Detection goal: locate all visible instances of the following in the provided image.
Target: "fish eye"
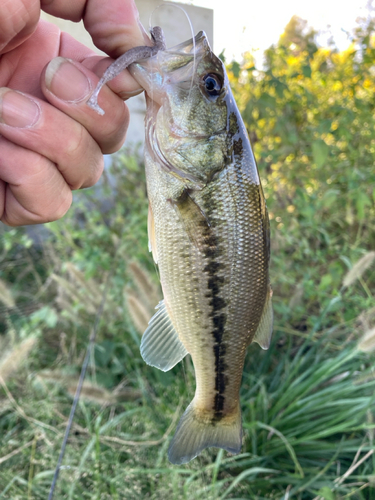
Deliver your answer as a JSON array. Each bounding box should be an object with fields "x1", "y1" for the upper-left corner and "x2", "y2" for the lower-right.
[{"x1": 203, "y1": 74, "x2": 222, "y2": 98}]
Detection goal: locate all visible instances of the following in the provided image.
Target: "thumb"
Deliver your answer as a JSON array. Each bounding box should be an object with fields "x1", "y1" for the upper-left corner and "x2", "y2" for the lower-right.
[{"x1": 41, "y1": 0, "x2": 152, "y2": 58}]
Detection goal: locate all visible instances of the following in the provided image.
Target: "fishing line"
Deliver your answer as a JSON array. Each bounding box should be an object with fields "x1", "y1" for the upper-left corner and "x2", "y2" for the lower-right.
[
  {"x1": 47, "y1": 271, "x2": 112, "y2": 500},
  {"x1": 148, "y1": 2, "x2": 196, "y2": 51}
]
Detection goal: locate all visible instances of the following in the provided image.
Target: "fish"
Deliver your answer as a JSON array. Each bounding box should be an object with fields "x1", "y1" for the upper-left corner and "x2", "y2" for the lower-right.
[
  {"x1": 87, "y1": 27, "x2": 273, "y2": 465},
  {"x1": 127, "y1": 31, "x2": 273, "y2": 465}
]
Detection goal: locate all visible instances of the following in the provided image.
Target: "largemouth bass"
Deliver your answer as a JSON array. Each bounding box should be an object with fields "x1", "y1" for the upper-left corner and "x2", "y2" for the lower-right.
[
  {"x1": 87, "y1": 28, "x2": 272, "y2": 465},
  {"x1": 128, "y1": 32, "x2": 273, "y2": 465}
]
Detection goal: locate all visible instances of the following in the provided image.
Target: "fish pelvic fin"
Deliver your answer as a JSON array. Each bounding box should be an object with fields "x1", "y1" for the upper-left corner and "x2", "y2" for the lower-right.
[
  {"x1": 252, "y1": 284, "x2": 273, "y2": 350},
  {"x1": 140, "y1": 300, "x2": 188, "y2": 371},
  {"x1": 168, "y1": 400, "x2": 242, "y2": 465}
]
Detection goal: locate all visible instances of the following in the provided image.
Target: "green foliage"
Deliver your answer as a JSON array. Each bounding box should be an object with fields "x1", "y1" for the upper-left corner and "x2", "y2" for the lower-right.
[
  {"x1": 1, "y1": 14, "x2": 375, "y2": 500},
  {"x1": 227, "y1": 14, "x2": 375, "y2": 335},
  {"x1": 267, "y1": 14, "x2": 319, "y2": 63}
]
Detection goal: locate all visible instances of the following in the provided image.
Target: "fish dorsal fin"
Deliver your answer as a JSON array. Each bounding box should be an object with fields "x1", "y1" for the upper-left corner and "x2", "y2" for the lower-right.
[
  {"x1": 148, "y1": 204, "x2": 158, "y2": 264},
  {"x1": 140, "y1": 300, "x2": 188, "y2": 371},
  {"x1": 252, "y1": 286, "x2": 273, "y2": 350}
]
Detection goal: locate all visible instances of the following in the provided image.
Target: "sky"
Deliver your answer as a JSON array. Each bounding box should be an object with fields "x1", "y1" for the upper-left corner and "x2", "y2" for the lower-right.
[{"x1": 174, "y1": 0, "x2": 373, "y2": 61}]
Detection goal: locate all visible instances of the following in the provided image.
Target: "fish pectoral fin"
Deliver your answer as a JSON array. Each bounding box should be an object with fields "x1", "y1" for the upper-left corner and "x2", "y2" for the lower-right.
[
  {"x1": 147, "y1": 204, "x2": 158, "y2": 264},
  {"x1": 171, "y1": 189, "x2": 215, "y2": 252},
  {"x1": 140, "y1": 299, "x2": 188, "y2": 372},
  {"x1": 252, "y1": 285, "x2": 273, "y2": 350}
]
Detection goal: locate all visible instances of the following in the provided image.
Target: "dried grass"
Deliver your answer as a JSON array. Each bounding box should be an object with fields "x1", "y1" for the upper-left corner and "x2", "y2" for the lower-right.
[
  {"x1": 343, "y1": 251, "x2": 375, "y2": 288},
  {"x1": 52, "y1": 272, "x2": 98, "y2": 314},
  {"x1": 0, "y1": 278, "x2": 15, "y2": 309},
  {"x1": 126, "y1": 262, "x2": 161, "y2": 334},
  {"x1": 36, "y1": 370, "x2": 142, "y2": 405},
  {"x1": 126, "y1": 291, "x2": 152, "y2": 334},
  {"x1": 357, "y1": 327, "x2": 375, "y2": 353},
  {"x1": 128, "y1": 262, "x2": 161, "y2": 311},
  {"x1": 0, "y1": 337, "x2": 37, "y2": 381}
]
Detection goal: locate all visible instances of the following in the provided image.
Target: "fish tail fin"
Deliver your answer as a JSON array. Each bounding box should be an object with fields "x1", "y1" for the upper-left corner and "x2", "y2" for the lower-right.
[{"x1": 168, "y1": 400, "x2": 242, "y2": 464}]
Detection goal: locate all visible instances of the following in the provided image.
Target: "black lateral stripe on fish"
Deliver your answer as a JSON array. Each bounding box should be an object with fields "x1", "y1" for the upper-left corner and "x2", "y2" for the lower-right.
[{"x1": 200, "y1": 190, "x2": 228, "y2": 423}]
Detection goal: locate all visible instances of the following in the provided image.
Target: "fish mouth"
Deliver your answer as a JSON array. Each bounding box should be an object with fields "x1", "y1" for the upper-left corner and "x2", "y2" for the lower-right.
[
  {"x1": 128, "y1": 31, "x2": 211, "y2": 105},
  {"x1": 162, "y1": 30, "x2": 208, "y2": 56}
]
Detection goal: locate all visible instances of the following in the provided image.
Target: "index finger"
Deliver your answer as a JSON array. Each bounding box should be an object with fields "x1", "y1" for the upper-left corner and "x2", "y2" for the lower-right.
[{"x1": 40, "y1": 0, "x2": 152, "y2": 57}]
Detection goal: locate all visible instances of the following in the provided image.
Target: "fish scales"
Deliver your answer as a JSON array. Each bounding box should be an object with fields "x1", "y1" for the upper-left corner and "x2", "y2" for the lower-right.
[{"x1": 92, "y1": 28, "x2": 273, "y2": 464}]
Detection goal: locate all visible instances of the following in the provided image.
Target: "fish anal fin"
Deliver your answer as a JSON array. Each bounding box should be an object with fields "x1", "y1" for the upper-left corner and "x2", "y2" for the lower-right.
[
  {"x1": 148, "y1": 204, "x2": 158, "y2": 264},
  {"x1": 140, "y1": 299, "x2": 188, "y2": 371},
  {"x1": 252, "y1": 285, "x2": 273, "y2": 350},
  {"x1": 168, "y1": 400, "x2": 242, "y2": 464}
]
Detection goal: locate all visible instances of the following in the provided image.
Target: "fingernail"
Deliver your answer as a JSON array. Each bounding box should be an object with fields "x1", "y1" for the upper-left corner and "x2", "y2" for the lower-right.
[
  {"x1": 119, "y1": 88, "x2": 143, "y2": 99},
  {"x1": 45, "y1": 57, "x2": 92, "y2": 102},
  {"x1": 0, "y1": 89, "x2": 40, "y2": 128}
]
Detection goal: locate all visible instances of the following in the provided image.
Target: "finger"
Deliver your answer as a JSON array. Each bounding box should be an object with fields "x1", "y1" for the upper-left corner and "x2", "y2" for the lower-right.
[
  {"x1": 40, "y1": 0, "x2": 88, "y2": 23},
  {"x1": 41, "y1": 0, "x2": 151, "y2": 56},
  {"x1": 1, "y1": 21, "x2": 64, "y2": 99},
  {"x1": 56, "y1": 27, "x2": 145, "y2": 97},
  {"x1": 0, "y1": 136, "x2": 72, "y2": 226},
  {"x1": 41, "y1": 56, "x2": 132, "y2": 153},
  {"x1": 1, "y1": 20, "x2": 142, "y2": 100},
  {"x1": 0, "y1": 88, "x2": 104, "y2": 190},
  {"x1": 0, "y1": 0, "x2": 40, "y2": 54}
]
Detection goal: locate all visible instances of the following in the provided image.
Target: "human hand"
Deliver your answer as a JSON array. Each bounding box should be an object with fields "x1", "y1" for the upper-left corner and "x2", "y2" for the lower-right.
[{"x1": 0, "y1": 0, "x2": 149, "y2": 226}]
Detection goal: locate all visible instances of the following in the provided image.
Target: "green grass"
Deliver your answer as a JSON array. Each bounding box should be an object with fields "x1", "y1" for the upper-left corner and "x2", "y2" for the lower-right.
[
  {"x1": 0, "y1": 146, "x2": 374, "y2": 499},
  {"x1": 0, "y1": 322, "x2": 374, "y2": 499}
]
